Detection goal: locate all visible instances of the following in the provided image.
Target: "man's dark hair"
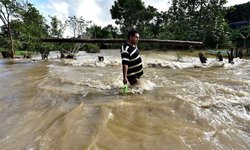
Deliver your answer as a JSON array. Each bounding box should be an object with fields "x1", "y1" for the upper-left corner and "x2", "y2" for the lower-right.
[{"x1": 127, "y1": 30, "x2": 138, "y2": 40}]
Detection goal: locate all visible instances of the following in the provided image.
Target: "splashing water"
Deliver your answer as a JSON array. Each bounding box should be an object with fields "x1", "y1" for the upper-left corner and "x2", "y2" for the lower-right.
[{"x1": 0, "y1": 50, "x2": 250, "y2": 150}]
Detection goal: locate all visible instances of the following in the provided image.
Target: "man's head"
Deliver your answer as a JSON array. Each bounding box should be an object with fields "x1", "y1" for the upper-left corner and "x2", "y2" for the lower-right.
[
  {"x1": 128, "y1": 30, "x2": 139, "y2": 45},
  {"x1": 199, "y1": 52, "x2": 203, "y2": 56}
]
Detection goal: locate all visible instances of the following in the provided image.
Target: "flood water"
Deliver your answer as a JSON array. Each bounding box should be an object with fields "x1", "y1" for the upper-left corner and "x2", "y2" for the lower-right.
[{"x1": 0, "y1": 50, "x2": 249, "y2": 150}]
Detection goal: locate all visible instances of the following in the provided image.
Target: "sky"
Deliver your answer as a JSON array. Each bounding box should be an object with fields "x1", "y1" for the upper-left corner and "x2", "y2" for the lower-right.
[
  {"x1": 27, "y1": 0, "x2": 249, "y2": 37},
  {"x1": 28, "y1": 0, "x2": 250, "y2": 27}
]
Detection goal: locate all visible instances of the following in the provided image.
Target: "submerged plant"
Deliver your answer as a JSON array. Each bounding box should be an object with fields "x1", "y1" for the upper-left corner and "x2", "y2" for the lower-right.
[{"x1": 176, "y1": 52, "x2": 182, "y2": 61}]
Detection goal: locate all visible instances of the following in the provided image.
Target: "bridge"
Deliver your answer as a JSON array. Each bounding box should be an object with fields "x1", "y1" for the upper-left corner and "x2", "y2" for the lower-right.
[{"x1": 41, "y1": 38, "x2": 203, "y2": 47}]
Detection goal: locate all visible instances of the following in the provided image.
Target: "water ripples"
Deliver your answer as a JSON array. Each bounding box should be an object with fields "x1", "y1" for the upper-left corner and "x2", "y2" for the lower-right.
[{"x1": 0, "y1": 50, "x2": 250, "y2": 149}]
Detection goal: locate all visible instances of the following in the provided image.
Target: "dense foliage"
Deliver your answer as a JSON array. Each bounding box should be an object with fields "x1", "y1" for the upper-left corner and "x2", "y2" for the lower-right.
[
  {"x1": 0, "y1": 0, "x2": 249, "y2": 58},
  {"x1": 225, "y1": 2, "x2": 250, "y2": 23},
  {"x1": 84, "y1": 43, "x2": 100, "y2": 53}
]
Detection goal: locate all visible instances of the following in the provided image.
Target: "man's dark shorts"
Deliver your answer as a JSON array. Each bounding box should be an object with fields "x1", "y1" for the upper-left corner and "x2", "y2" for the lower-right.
[{"x1": 127, "y1": 76, "x2": 140, "y2": 85}]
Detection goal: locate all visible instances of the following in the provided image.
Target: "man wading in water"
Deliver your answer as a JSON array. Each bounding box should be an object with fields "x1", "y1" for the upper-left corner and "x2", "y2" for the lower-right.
[{"x1": 121, "y1": 30, "x2": 143, "y2": 85}]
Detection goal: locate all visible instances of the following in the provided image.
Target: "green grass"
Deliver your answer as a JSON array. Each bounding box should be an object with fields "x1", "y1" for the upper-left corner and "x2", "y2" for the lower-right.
[
  {"x1": 15, "y1": 51, "x2": 27, "y2": 56},
  {"x1": 16, "y1": 51, "x2": 37, "y2": 56},
  {"x1": 0, "y1": 50, "x2": 26, "y2": 55}
]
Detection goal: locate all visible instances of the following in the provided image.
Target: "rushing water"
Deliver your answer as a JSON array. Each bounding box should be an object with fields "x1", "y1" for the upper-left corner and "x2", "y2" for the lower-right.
[{"x1": 0, "y1": 50, "x2": 249, "y2": 150}]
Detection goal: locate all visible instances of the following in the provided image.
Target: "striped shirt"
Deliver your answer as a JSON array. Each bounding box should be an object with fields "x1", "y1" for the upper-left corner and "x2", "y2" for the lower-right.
[{"x1": 121, "y1": 42, "x2": 143, "y2": 78}]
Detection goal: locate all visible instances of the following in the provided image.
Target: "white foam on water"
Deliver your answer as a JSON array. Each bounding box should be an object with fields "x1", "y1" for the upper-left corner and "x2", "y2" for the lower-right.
[
  {"x1": 145, "y1": 56, "x2": 250, "y2": 70},
  {"x1": 78, "y1": 75, "x2": 157, "y2": 95},
  {"x1": 145, "y1": 57, "x2": 226, "y2": 69},
  {"x1": 31, "y1": 51, "x2": 61, "y2": 60},
  {"x1": 81, "y1": 77, "x2": 157, "y2": 95},
  {"x1": 128, "y1": 79, "x2": 157, "y2": 94},
  {"x1": 224, "y1": 58, "x2": 249, "y2": 69},
  {"x1": 174, "y1": 78, "x2": 250, "y2": 125},
  {"x1": 145, "y1": 57, "x2": 198, "y2": 69},
  {"x1": 84, "y1": 81, "x2": 112, "y2": 90},
  {"x1": 63, "y1": 56, "x2": 121, "y2": 67},
  {"x1": 35, "y1": 50, "x2": 250, "y2": 71},
  {"x1": 108, "y1": 111, "x2": 114, "y2": 120}
]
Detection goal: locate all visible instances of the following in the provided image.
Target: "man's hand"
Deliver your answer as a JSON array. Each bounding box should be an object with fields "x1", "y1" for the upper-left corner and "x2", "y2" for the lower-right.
[{"x1": 123, "y1": 77, "x2": 128, "y2": 85}]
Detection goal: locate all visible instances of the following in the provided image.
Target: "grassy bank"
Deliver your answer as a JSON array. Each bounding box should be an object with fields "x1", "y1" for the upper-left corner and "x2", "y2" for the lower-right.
[
  {"x1": 16, "y1": 51, "x2": 37, "y2": 56},
  {"x1": 15, "y1": 51, "x2": 27, "y2": 56}
]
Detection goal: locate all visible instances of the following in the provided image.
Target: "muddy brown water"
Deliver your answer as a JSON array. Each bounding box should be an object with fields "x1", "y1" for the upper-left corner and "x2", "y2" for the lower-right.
[{"x1": 0, "y1": 50, "x2": 249, "y2": 150}]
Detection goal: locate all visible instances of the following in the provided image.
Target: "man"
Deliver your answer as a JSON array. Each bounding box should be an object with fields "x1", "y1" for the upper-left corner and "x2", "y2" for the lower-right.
[
  {"x1": 217, "y1": 51, "x2": 223, "y2": 61},
  {"x1": 198, "y1": 52, "x2": 207, "y2": 63},
  {"x1": 238, "y1": 49, "x2": 243, "y2": 59},
  {"x1": 121, "y1": 30, "x2": 143, "y2": 85},
  {"x1": 227, "y1": 48, "x2": 234, "y2": 64}
]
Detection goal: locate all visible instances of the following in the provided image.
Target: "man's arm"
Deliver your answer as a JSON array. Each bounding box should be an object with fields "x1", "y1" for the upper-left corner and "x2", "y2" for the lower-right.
[{"x1": 122, "y1": 64, "x2": 128, "y2": 84}]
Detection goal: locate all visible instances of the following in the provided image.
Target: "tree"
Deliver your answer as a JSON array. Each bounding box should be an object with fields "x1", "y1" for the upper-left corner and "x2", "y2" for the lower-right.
[
  {"x1": 102, "y1": 24, "x2": 119, "y2": 38},
  {"x1": 48, "y1": 16, "x2": 68, "y2": 58},
  {"x1": 86, "y1": 24, "x2": 119, "y2": 39},
  {"x1": 110, "y1": 0, "x2": 145, "y2": 35},
  {"x1": 167, "y1": 0, "x2": 229, "y2": 48},
  {"x1": 13, "y1": 3, "x2": 50, "y2": 59},
  {"x1": 225, "y1": 2, "x2": 250, "y2": 23},
  {"x1": 85, "y1": 24, "x2": 120, "y2": 49},
  {"x1": 137, "y1": 6, "x2": 162, "y2": 39},
  {"x1": 0, "y1": 25, "x2": 9, "y2": 49},
  {"x1": 230, "y1": 25, "x2": 250, "y2": 53},
  {"x1": 59, "y1": 16, "x2": 92, "y2": 57},
  {"x1": 86, "y1": 24, "x2": 103, "y2": 38},
  {"x1": 110, "y1": 0, "x2": 164, "y2": 41},
  {"x1": 49, "y1": 15, "x2": 65, "y2": 38},
  {"x1": 66, "y1": 16, "x2": 91, "y2": 38},
  {"x1": 0, "y1": 0, "x2": 23, "y2": 58}
]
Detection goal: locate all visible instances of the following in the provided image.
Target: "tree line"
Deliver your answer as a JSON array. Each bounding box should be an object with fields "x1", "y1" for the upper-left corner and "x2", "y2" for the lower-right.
[{"x1": 0, "y1": 0, "x2": 249, "y2": 59}]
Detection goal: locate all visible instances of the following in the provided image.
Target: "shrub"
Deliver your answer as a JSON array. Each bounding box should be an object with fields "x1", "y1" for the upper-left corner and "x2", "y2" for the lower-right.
[
  {"x1": 84, "y1": 43, "x2": 100, "y2": 53},
  {"x1": 0, "y1": 51, "x2": 11, "y2": 58},
  {"x1": 176, "y1": 52, "x2": 183, "y2": 61}
]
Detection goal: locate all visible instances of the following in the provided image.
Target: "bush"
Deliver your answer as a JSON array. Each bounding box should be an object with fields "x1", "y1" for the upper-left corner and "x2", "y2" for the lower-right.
[
  {"x1": 15, "y1": 51, "x2": 35, "y2": 58},
  {"x1": 84, "y1": 43, "x2": 100, "y2": 53},
  {"x1": 0, "y1": 51, "x2": 11, "y2": 58}
]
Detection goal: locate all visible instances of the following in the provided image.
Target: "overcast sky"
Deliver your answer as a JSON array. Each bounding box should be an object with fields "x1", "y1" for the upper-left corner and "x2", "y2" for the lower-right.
[{"x1": 28, "y1": 0, "x2": 249, "y2": 27}]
